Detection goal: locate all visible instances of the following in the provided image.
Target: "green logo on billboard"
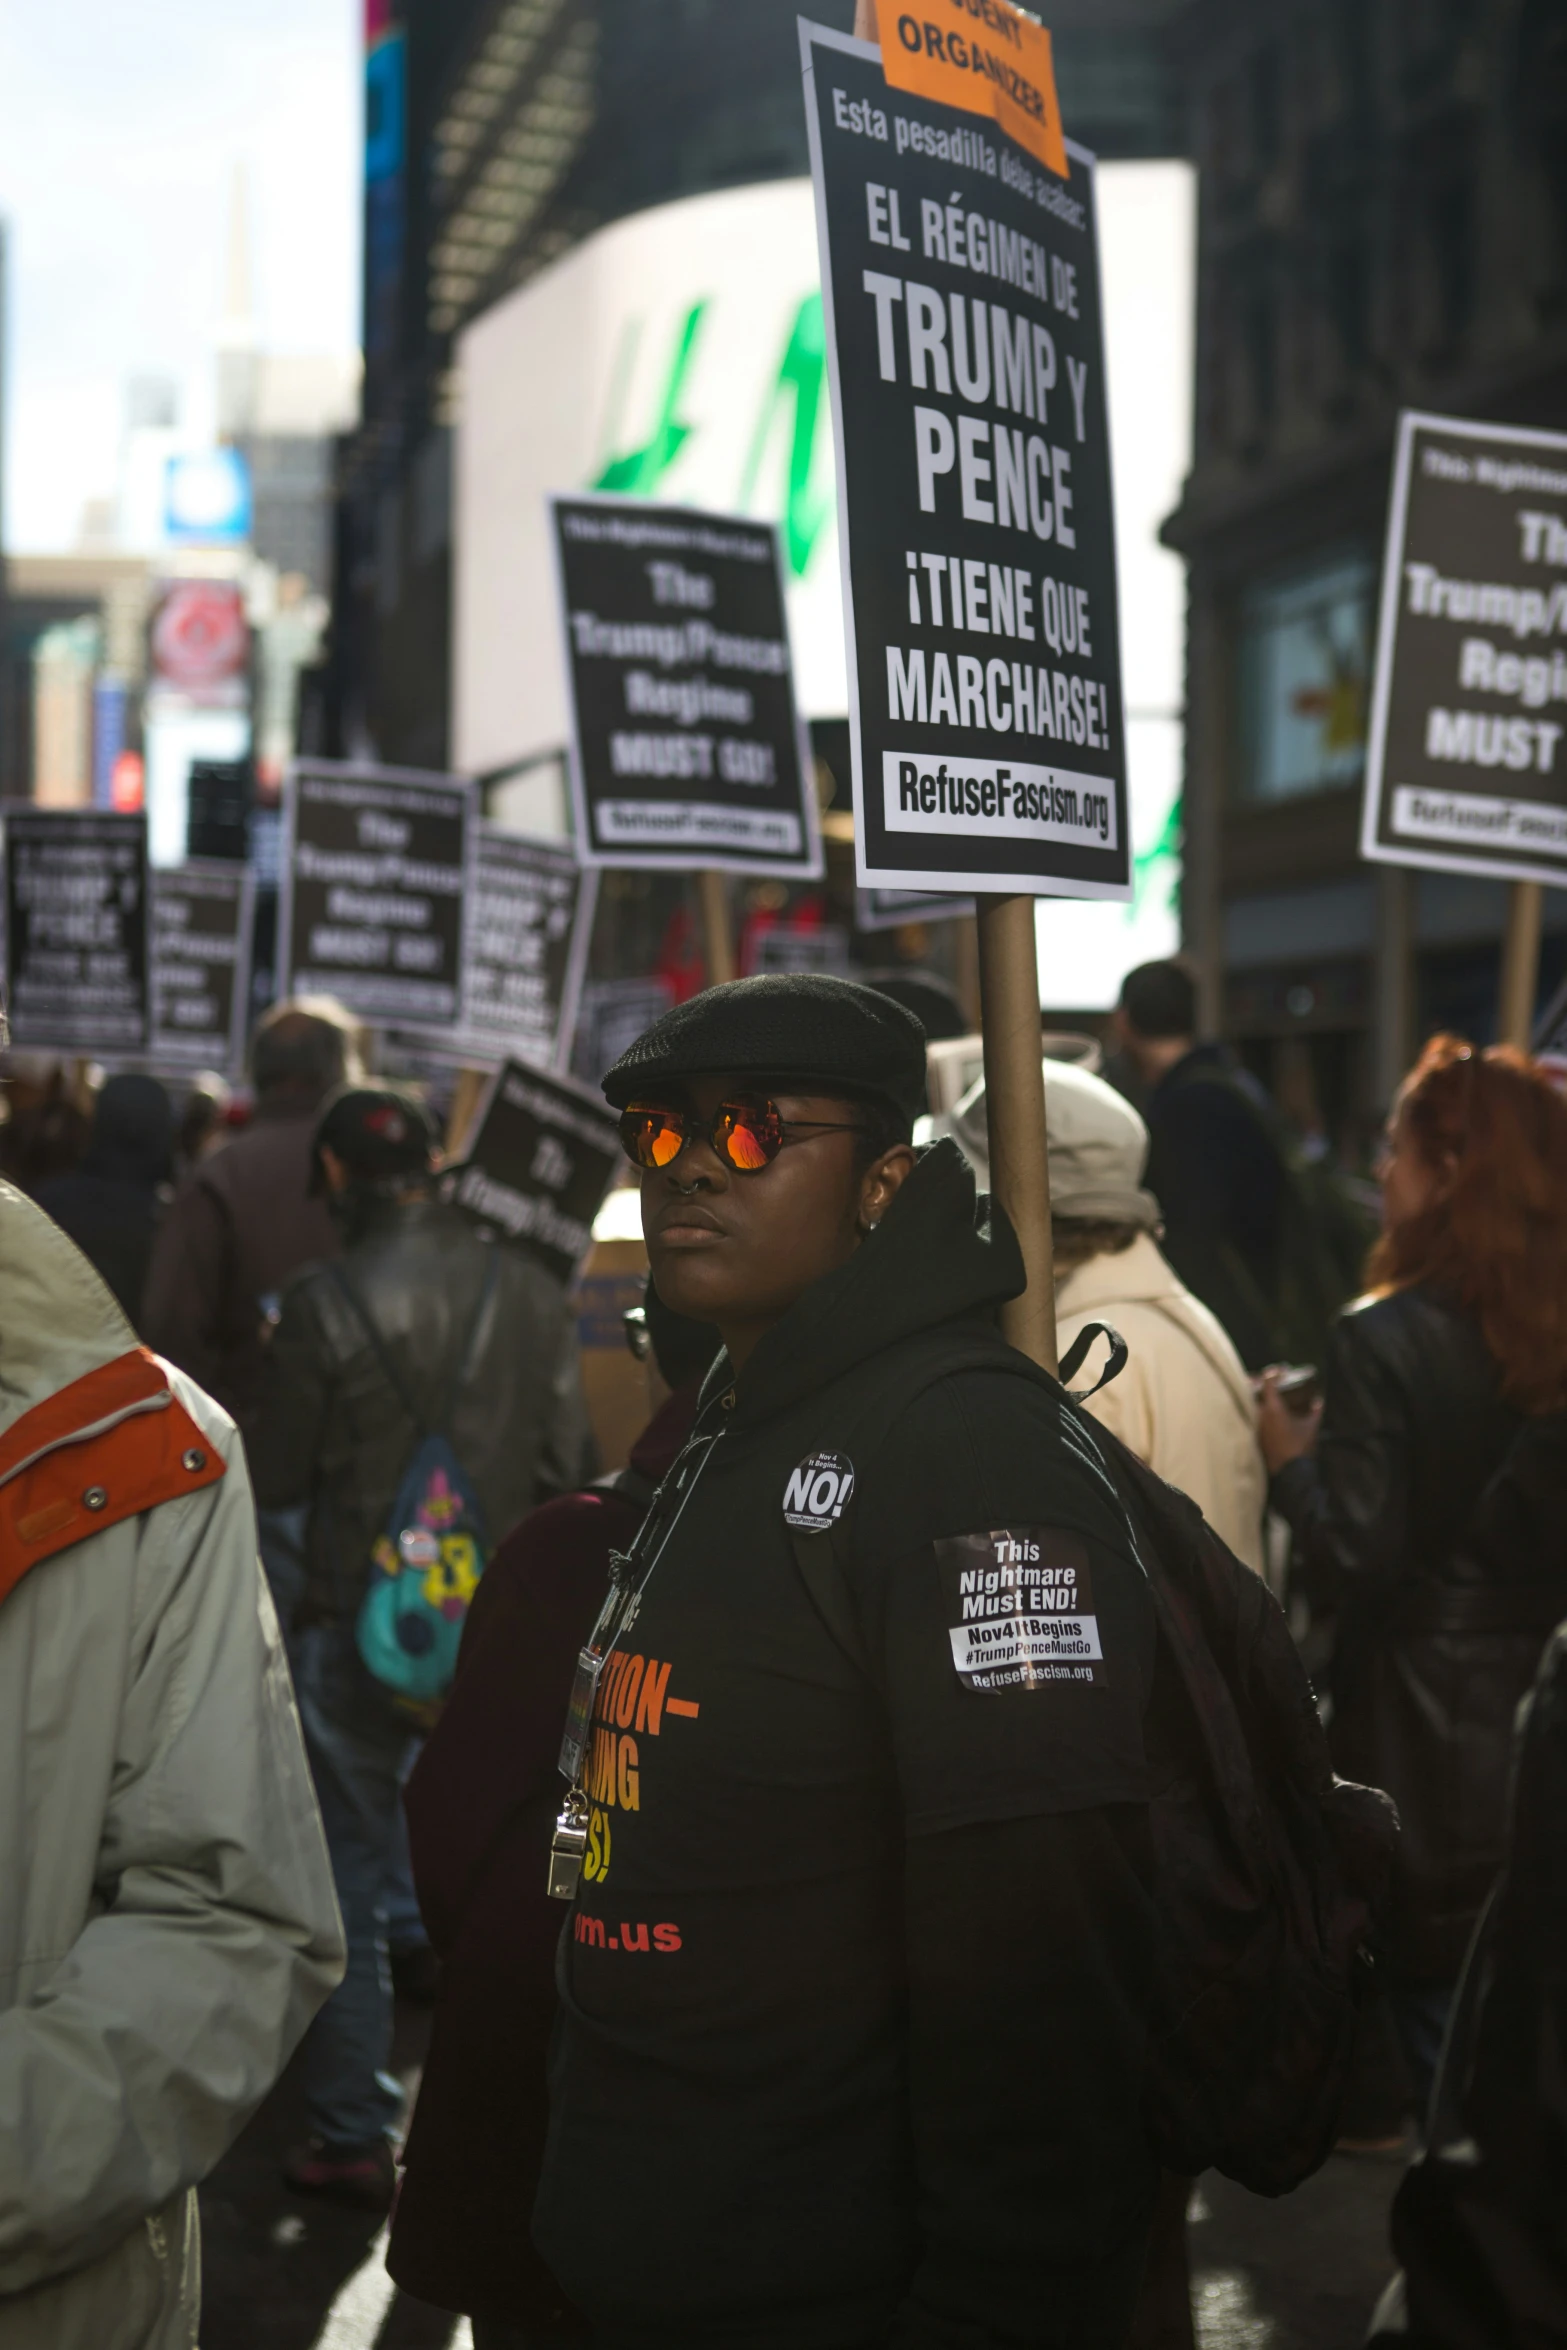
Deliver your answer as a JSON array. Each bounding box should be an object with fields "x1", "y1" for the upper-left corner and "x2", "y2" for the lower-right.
[
  {"x1": 739, "y1": 292, "x2": 832, "y2": 580},
  {"x1": 592, "y1": 301, "x2": 708, "y2": 498},
  {"x1": 1133, "y1": 794, "x2": 1182, "y2": 919},
  {"x1": 587, "y1": 288, "x2": 833, "y2": 582}
]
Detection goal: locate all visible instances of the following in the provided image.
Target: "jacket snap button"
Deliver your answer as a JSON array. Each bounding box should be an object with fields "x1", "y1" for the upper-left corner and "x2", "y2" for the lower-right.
[
  {"x1": 182, "y1": 1448, "x2": 208, "y2": 1473},
  {"x1": 82, "y1": 1486, "x2": 108, "y2": 1510},
  {"x1": 721, "y1": 1390, "x2": 736, "y2": 1413}
]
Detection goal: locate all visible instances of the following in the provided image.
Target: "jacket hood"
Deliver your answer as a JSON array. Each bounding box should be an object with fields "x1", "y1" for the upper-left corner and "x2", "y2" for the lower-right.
[
  {"x1": 1056, "y1": 1230, "x2": 1187, "y2": 1313},
  {"x1": 723, "y1": 1137, "x2": 1024, "y2": 1427},
  {"x1": 0, "y1": 1181, "x2": 136, "y2": 1435},
  {"x1": 630, "y1": 1381, "x2": 703, "y2": 1483},
  {"x1": 1056, "y1": 1232, "x2": 1256, "y2": 1422}
]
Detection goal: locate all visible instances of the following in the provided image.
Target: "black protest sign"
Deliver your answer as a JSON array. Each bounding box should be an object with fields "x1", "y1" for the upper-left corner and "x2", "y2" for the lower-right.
[
  {"x1": 1362, "y1": 413, "x2": 1567, "y2": 888},
  {"x1": 551, "y1": 496, "x2": 821, "y2": 876},
  {"x1": 454, "y1": 827, "x2": 597, "y2": 1071},
  {"x1": 1, "y1": 807, "x2": 149, "y2": 1053},
  {"x1": 149, "y1": 862, "x2": 256, "y2": 1073},
  {"x1": 857, "y1": 884, "x2": 976, "y2": 929},
  {"x1": 801, "y1": 19, "x2": 1128, "y2": 899},
  {"x1": 279, "y1": 759, "x2": 473, "y2": 1029},
  {"x1": 449, "y1": 1058, "x2": 621, "y2": 1284},
  {"x1": 570, "y1": 975, "x2": 676, "y2": 1089}
]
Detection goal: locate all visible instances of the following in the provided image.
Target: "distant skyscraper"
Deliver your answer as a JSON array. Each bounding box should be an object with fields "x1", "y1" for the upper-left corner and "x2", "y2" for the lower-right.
[{"x1": 125, "y1": 375, "x2": 178, "y2": 434}]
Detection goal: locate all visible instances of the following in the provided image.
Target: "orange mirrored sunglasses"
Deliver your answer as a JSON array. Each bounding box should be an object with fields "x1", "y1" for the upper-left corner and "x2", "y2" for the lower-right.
[{"x1": 619, "y1": 1095, "x2": 868, "y2": 1175}]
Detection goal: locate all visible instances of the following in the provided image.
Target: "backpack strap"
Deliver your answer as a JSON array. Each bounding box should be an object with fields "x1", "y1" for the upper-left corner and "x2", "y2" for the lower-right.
[
  {"x1": 328, "y1": 1248, "x2": 500, "y2": 1442},
  {"x1": 1059, "y1": 1319, "x2": 1129, "y2": 1401},
  {"x1": 433, "y1": 1249, "x2": 501, "y2": 1439},
  {"x1": 329, "y1": 1263, "x2": 427, "y2": 1433},
  {"x1": 784, "y1": 1325, "x2": 1133, "y2": 1679}
]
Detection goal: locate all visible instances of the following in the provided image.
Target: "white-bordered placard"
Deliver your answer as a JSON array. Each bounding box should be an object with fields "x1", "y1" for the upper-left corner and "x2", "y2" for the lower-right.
[
  {"x1": 549, "y1": 491, "x2": 822, "y2": 879},
  {"x1": 1361, "y1": 410, "x2": 1567, "y2": 890},
  {"x1": 800, "y1": 17, "x2": 1129, "y2": 900},
  {"x1": 277, "y1": 757, "x2": 476, "y2": 1035}
]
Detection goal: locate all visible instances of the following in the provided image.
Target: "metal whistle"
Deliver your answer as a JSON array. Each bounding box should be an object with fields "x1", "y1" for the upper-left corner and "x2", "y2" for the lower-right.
[{"x1": 547, "y1": 1789, "x2": 590, "y2": 1901}]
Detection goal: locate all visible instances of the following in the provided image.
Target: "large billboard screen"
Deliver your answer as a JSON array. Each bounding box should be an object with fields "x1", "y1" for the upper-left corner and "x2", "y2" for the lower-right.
[{"x1": 455, "y1": 179, "x2": 842, "y2": 778}]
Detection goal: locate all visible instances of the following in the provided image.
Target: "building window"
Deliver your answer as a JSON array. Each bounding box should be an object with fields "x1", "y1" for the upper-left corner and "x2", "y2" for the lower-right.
[{"x1": 1236, "y1": 549, "x2": 1374, "y2": 802}]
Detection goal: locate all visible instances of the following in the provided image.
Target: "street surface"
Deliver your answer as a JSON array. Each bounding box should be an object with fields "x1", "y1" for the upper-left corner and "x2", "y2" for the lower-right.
[{"x1": 199, "y1": 1997, "x2": 1406, "y2": 2350}]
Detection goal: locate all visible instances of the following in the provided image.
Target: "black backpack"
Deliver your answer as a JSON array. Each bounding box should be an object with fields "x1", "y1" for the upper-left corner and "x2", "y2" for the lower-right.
[{"x1": 784, "y1": 1320, "x2": 1399, "y2": 2197}]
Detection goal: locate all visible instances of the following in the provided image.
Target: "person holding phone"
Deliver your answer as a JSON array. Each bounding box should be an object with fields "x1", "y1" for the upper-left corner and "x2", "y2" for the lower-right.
[{"x1": 1258, "y1": 1036, "x2": 1567, "y2": 2113}]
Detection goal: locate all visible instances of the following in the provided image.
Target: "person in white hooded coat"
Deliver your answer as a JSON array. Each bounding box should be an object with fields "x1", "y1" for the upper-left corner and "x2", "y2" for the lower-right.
[
  {"x1": 935, "y1": 1057, "x2": 1267, "y2": 1573},
  {"x1": 0, "y1": 1177, "x2": 344, "y2": 2350},
  {"x1": 933, "y1": 1055, "x2": 1268, "y2": 2349}
]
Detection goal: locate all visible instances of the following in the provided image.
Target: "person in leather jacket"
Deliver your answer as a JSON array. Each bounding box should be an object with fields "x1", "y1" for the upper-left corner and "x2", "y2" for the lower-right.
[
  {"x1": 249, "y1": 1084, "x2": 589, "y2": 2203},
  {"x1": 1368, "y1": 1614, "x2": 1567, "y2": 2347},
  {"x1": 1259, "y1": 1036, "x2": 1567, "y2": 2111}
]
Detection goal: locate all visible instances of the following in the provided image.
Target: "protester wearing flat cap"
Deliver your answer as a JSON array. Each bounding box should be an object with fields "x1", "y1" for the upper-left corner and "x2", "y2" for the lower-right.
[
  {"x1": 533, "y1": 973, "x2": 1159, "y2": 2348},
  {"x1": 249, "y1": 1084, "x2": 589, "y2": 2207},
  {"x1": 936, "y1": 1057, "x2": 1267, "y2": 1573}
]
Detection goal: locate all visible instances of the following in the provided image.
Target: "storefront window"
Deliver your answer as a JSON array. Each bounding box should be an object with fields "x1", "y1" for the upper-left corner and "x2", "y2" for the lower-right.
[{"x1": 1237, "y1": 550, "x2": 1374, "y2": 802}]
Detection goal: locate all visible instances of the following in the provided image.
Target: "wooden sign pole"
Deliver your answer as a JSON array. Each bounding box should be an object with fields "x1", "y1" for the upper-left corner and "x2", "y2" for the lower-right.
[
  {"x1": 977, "y1": 895, "x2": 1058, "y2": 1375},
  {"x1": 698, "y1": 869, "x2": 736, "y2": 987},
  {"x1": 445, "y1": 1065, "x2": 489, "y2": 1160},
  {"x1": 851, "y1": 0, "x2": 1056, "y2": 1378},
  {"x1": 1497, "y1": 880, "x2": 1544, "y2": 1052}
]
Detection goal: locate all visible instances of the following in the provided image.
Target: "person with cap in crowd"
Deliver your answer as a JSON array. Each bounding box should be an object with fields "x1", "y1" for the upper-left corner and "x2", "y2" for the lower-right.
[
  {"x1": 531, "y1": 973, "x2": 1158, "y2": 2348},
  {"x1": 247, "y1": 1083, "x2": 590, "y2": 2208},
  {"x1": 933, "y1": 1056, "x2": 1267, "y2": 1573}
]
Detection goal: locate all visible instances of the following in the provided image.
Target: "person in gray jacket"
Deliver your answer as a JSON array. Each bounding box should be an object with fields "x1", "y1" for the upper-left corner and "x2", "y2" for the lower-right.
[{"x1": 0, "y1": 1176, "x2": 344, "y2": 2350}]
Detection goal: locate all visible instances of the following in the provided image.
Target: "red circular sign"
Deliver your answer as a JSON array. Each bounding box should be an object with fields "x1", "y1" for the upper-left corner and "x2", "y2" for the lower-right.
[{"x1": 151, "y1": 582, "x2": 248, "y2": 693}]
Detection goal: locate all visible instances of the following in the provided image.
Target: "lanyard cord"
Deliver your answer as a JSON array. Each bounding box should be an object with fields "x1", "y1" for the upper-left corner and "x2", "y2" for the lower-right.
[
  {"x1": 559, "y1": 1417, "x2": 725, "y2": 1796},
  {"x1": 606, "y1": 1423, "x2": 721, "y2": 1630}
]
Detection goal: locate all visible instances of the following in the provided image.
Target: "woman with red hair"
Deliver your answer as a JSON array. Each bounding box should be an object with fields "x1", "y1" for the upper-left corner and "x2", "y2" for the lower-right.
[{"x1": 1259, "y1": 1037, "x2": 1567, "y2": 2114}]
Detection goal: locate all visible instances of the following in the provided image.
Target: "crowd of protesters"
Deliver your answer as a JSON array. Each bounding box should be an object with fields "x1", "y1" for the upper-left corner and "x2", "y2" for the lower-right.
[{"x1": 1, "y1": 957, "x2": 1564, "y2": 2350}]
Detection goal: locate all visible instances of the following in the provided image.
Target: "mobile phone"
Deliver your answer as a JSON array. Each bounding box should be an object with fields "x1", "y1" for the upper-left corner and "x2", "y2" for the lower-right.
[{"x1": 1273, "y1": 1364, "x2": 1321, "y2": 1417}]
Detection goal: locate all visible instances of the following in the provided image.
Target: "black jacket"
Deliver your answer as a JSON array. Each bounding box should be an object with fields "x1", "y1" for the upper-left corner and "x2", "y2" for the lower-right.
[
  {"x1": 250, "y1": 1196, "x2": 589, "y2": 1626},
  {"x1": 142, "y1": 1101, "x2": 342, "y2": 1434},
  {"x1": 34, "y1": 1074, "x2": 174, "y2": 1333},
  {"x1": 1271, "y1": 1284, "x2": 1567, "y2": 1980},
  {"x1": 534, "y1": 1142, "x2": 1158, "y2": 2350},
  {"x1": 1141, "y1": 1045, "x2": 1287, "y2": 1371},
  {"x1": 1370, "y1": 1620, "x2": 1567, "y2": 2347}
]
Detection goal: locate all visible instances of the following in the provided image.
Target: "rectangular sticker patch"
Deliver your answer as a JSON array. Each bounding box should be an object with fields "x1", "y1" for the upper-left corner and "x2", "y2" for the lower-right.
[{"x1": 936, "y1": 1528, "x2": 1103, "y2": 1691}]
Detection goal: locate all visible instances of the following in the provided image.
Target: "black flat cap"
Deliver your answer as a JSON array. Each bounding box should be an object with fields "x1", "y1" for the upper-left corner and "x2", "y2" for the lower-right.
[{"x1": 602, "y1": 974, "x2": 928, "y2": 1128}]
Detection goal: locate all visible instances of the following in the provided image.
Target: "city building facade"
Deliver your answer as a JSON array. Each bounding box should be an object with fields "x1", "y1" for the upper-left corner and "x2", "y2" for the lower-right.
[{"x1": 1165, "y1": 0, "x2": 1567, "y2": 1136}]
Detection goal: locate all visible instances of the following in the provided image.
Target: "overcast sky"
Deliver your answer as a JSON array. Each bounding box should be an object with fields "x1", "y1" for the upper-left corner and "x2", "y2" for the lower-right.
[{"x1": 0, "y1": 0, "x2": 361, "y2": 551}]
